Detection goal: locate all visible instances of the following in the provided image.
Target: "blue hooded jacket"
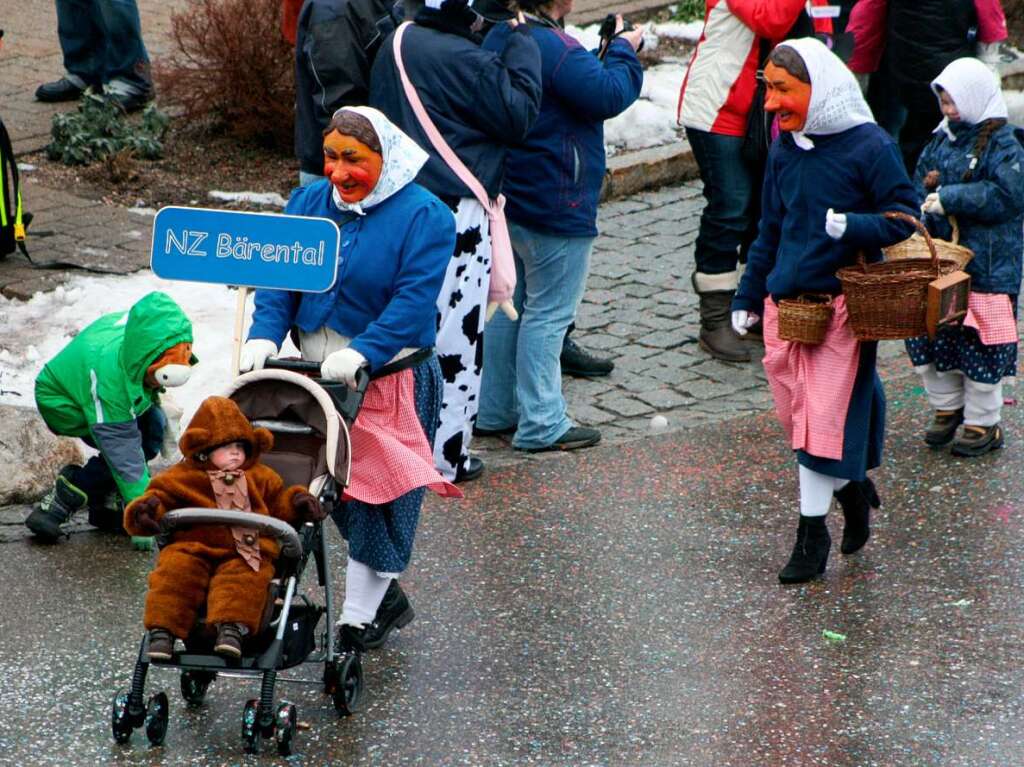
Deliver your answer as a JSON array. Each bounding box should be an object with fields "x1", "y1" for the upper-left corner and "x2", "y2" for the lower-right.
[{"x1": 915, "y1": 121, "x2": 1024, "y2": 295}]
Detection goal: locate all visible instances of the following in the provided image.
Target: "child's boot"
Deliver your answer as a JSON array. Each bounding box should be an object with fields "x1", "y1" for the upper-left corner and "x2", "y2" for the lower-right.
[
  {"x1": 925, "y1": 408, "x2": 964, "y2": 447},
  {"x1": 951, "y1": 424, "x2": 1004, "y2": 457},
  {"x1": 88, "y1": 491, "x2": 126, "y2": 533},
  {"x1": 778, "y1": 515, "x2": 831, "y2": 584},
  {"x1": 834, "y1": 479, "x2": 879, "y2": 555},
  {"x1": 214, "y1": 623, "x2": 245, "y2": 658},
  {"x1": 147, "y1": 628, "x2": 175, "y2": 662},
  {"x1": 25, "y1": 466, "x2": 88, "y2": 542}
]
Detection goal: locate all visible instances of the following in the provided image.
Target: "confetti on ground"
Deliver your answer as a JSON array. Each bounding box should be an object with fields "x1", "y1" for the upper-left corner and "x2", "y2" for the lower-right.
[
  {"x1": 947, "y1": 599, "x2": 973, "y2": 608},
  {"x1": 822, "y1": 630, "x2": 847, "y2": 643}
]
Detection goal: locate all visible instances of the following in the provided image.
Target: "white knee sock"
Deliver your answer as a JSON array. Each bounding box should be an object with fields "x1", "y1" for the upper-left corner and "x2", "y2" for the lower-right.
[
  {"x1": 916, "y1": 364, "x2": 965, "y2": 411},
  {"x1": 799, "y1": 465, "x2": 846, "y2": 517},
  {"x1": 964, "y1": 379, "x2": 1003, "y2": 427},
  {"x1": 339, "y1": 557, "x2": 392, "y2": 628}
]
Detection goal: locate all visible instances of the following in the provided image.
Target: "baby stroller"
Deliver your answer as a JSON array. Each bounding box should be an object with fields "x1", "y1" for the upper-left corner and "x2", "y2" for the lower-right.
[{"x1": 110, "y1": 360, "x2": 368, "y2": 756}]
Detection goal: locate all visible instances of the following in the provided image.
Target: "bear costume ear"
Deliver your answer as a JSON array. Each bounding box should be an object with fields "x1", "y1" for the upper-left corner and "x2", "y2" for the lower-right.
[
  {"x1": 252, "y1": 428, "x2": 274, "y2": 455},
  {"x1": 180, "y1": 428, "x2": 211, "y2": 458}
]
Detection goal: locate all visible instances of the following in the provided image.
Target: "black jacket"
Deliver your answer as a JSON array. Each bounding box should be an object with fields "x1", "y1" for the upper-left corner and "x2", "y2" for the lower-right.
[
  {"x1": 369, "y1": 15, "x2": 542, "y2": 200},
  {"x1": 294, "y1": 0, "x2": 404, "y2": 176},
  {"x1": 888, "y1": 0, "x2": 977, "y2": 88}
]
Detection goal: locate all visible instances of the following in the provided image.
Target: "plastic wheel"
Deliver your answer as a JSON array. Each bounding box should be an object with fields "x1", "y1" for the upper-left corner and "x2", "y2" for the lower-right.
[
  {"x1": 241, "y1": 698, "x2": 261, "y2": 754},
  {"x1": 332, "y1": 653, "x2": 363, "y2": 716},
  {"x1": 180, "y1": 670, "x2": 216, "y2": 706},
  {"x1": 111, "y1": 691, "x2": 134, "y2": 744},
  {"x1": 144, "y1": 691, "x2": 169, "y2": 746},
  {"x1": 275, "y1": 702, "x2": 298, "y2": 757}
]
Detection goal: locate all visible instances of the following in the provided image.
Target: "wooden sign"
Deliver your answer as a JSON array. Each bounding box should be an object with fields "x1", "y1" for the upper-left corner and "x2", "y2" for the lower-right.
[{"x1": 926, "y1": 271, "x2": 971, "y2": 339}]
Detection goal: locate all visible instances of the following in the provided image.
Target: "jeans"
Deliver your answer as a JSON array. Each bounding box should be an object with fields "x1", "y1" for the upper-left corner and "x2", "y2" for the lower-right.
[
  {"x1": 685, "y1": 127, "x2": 757, "y2": 276},
  {"x1": 56, "y1": 0, "x2": 151, "y2": 93},
  {"x1": 478, "y1": 221, "x2": 594, "y2": 449},
  {"x1": 72, "y1": 405, "x2": 165, "y2": 505}
]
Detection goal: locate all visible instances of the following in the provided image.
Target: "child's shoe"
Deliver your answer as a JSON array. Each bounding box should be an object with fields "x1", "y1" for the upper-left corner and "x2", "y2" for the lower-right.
[
  {"x1": 87, "y1": 491, "x2": 125, "y2": 533},
  {"x1": 778, "y1": 515, "x2": 831, "y2": 584},
  {"x1": 335, "y1": 580, "x2": 415, "y2": 652},
  {"x1": 214, "y1": 623, "x2": 244, "y2": 658},
  {"x1": 951, "y1": 424, "x2": 1004, "y2": 457},
  {"x1": 25, "y1": 466, "x2": 88, "y2": 542},
  {"x1": 147, "y1": 628, "x2": 175, "y2": 662},
  {"x1": 834, "y1": 478, "x2": 879, "y2": 555},
  {"x1": 925, "y1": 408, "x2": 964, "y2": 447}
]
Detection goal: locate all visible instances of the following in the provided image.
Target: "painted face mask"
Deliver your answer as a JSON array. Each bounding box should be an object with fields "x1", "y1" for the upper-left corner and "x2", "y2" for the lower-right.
[
  {"x1": 323, "y1": 130, "x2": 383, "y2": 204},
  {"x1": 763, "y1": 61, "x2": 812, "y2": 133}
]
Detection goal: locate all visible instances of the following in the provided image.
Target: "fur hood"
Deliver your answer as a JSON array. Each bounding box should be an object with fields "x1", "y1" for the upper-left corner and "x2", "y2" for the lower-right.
[{"x1": 179, "y1": 396, "x2": 273, "y2": 470}]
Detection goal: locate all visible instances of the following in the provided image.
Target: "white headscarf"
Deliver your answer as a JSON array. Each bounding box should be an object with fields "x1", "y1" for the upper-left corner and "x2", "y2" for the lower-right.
[
  {"x1": 328, "y1": 105, "x2": 430, "y2": 215},
  {"x1": 776, "y1": 37, "x2": 875, "y2": 151},
  {"x1": 931, "y1": 57, "x2": 1008, "y2": 141}
]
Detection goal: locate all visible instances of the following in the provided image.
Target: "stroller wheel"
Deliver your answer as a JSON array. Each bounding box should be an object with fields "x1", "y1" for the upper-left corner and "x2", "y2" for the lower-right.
[
  {"x1": 241, "y1": 698, "x2": 261, "y2": 754},
  {"x1": 275, "y1": 702, "x2": 298, "y2": 757},
  {"x1": 332, "y1": 653, "x2": 364, "y2": 716},
  {"x1": 180, "y1": 670, "x2": 216, "y2": 706},
  {"x1": 144, "y1": 691, "x2": 170, "y2": 746},
  {"x1": 111, "y1": 691, "x2": 134, "y2": 744}
]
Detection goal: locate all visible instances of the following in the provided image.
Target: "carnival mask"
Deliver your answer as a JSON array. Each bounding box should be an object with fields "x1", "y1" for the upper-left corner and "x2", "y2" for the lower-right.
[
  {"x1": 763, "y1": 61, "x2": 812, "y2": 133},
  {"x1": 323, "y1": 130, "x2": 383, "y2": 204}
]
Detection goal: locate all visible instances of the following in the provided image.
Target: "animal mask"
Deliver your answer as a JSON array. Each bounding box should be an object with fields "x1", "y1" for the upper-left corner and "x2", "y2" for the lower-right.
[
  {"x1": 323, "y1": 130, "x2": 383, "y2": 204},
  {"x1": 145, "y1": 341, "x2": 195, "y2": 388},
  {"x1": 763, "y1": 61, "x2": 812, "y2": 133}
]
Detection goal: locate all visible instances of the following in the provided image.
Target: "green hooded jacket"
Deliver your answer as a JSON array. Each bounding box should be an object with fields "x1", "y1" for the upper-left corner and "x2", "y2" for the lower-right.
[{"x1": 34, "y1": 291, "x2": 195, "y2": 502}]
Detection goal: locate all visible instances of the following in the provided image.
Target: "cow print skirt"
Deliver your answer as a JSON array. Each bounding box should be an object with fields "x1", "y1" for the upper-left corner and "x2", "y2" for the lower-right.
[{"x1": 433, "y1": 197, "x2": 491, "y2": 481}]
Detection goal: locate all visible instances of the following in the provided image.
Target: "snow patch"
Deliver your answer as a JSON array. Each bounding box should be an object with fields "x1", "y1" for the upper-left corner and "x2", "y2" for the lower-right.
[
  {"x1": 649, "y1": 20, "x2": 703, "y2": 42},
  {"x1": 17, "y1": 163, "x2": 36, "y2": 172},
  {"x1": 128, "y1": 207, "x2": 158, "y2": 217},
  {"x1": 209, "y1": 191, "x2": 289, "y2": 209},
  {"x1": 1005, "y1": 90, "x2": 1024, "y2": 127}
]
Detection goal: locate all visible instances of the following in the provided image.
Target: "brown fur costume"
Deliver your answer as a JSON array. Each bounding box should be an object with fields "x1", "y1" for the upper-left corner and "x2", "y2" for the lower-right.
[{"x1": 125, "y1": 396, "x2": 305, "y2": 638}]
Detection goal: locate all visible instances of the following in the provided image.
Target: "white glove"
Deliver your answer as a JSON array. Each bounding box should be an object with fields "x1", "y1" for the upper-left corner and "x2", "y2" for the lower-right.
[
  {"x1": 825, "y1": 208, "x2": 848, "y2": 240},
  {"x1": 486, "y1": 300, "x2": 519, "y2": 322},
  {"x1": 239, "y1": 339, "x2": 278, "y2": 372},
  {"x1": 922, "y1": 193, "x2": 945, "y2": 216},
  {"x1": 731, "y1": 310, "x2": 760, "y2": 336},
  {"x1": 320, "y1": 347, "x2": 367, "y2": 389},
  {"x1": 158, "y1": 396, "x2": 183, "y2": 460}
]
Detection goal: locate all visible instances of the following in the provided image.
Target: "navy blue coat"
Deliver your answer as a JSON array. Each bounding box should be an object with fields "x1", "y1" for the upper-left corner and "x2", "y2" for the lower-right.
[
  {"x1": 248, "y1": 180, "x2": 455, "y2": 371},
  {"x1": 369, "y1": 22, "x2": 542, "y2": 200},
  {"x1": 916, "y1": 122, "x2": 1024, "y2": 295},
  {"x1": 733, "y1": 123, "x2": 918, "y2": 315},
  {"x1": 483, "y1": 24, "x2": 642, "y2": 237}
]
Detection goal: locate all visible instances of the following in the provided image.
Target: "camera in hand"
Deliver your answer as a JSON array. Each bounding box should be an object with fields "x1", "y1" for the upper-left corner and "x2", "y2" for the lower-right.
[{"x1": 597, "y1": 13, "x2": 643, "y2": 59}]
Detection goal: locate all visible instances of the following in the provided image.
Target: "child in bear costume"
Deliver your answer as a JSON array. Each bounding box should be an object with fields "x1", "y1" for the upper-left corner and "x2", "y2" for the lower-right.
[{"x1": 124, "y1": 396, "x2": 324, "y2": 660}]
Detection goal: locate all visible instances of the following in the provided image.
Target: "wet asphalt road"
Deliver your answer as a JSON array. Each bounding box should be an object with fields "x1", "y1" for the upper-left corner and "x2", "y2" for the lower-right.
[{"x1": 2, "y1": 374, "x2": 1024, "y2": 766}]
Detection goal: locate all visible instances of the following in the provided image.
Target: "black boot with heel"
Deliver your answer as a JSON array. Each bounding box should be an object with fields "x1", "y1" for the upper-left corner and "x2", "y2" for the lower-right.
[
  {"x1": 834, "y1": 478, "x2": 879, "y2": 555},
  {"x1": 778, "y1": 515, "x2": 831, "y2": 584}
]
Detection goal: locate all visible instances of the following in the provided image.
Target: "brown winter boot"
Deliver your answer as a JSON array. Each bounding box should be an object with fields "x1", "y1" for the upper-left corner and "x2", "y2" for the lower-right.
[{"x1": 696, "y1": 290, "x2": 750, "y2": 362}]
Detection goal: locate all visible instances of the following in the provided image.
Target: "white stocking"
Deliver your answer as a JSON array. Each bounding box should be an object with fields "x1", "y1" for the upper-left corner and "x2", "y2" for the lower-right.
[
  {"x1": 799, "y1": 465, "x2": 846, "y2": 517},
  {"x1": 339, "y1": 557, "x2": 391, "y2": 628},
  {"x1": 916, "y1": 364, "x2": 965, "y2": 411},
  {"x1": 964, "y1": 379, "x2": 1003, "y2": 427}
]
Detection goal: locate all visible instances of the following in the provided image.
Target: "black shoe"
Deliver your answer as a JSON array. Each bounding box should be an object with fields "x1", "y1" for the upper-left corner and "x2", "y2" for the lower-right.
[
  {"x1": 147, "y1": 628, "x2": 175, "y2": 662},
  {"x1": 88, "y1": 491, "x2": 126, "y2": 533},
  {"x1": 25, "y1": 467, "x2": 88, "y2": 542},
  {"x1": 35, "y1": 77, "x2": 85, "y2": 102},
  {"x1": 778, "y1": 515, "x2": 831, "y2": 584},
  {"x1": 925, "y1": 408, "x2": 964, "y2": 447},
  {"x1": 473, "y1": 424, "x2": 516, "y2": 437},
  {"x1": 214, "y1": 623, "x2": 244, "y2": 658},
  {"x1": 517, "y1": 425, "x2": 601, "y2": 453},
  {"x1": 337, "y1": 581, "x2": 415, "y2": 652},
  {"x1": 106, "y1": 89, "x2": 153, "y2": 114},
  {"x1": 951, "y1": 424, "x2": 1004, "y2": 457},
  {"x1": 834, "y1": 479, "x2": 879, "y2": 555},
  {"x1": 454, "y1": 456, "x2": 485, "y2": 483},
  {"x1": 561, "y1": 336, "x2": 614, "y2": 377}
]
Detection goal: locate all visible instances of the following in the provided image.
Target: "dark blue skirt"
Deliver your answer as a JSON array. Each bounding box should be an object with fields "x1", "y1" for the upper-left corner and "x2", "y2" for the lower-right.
[
  {"x1": 796, "y1": 341, "x2": 885, "y2": 482},
  {"x1": 905, "y1": 328, "x2": 1017, "y2": 385},
  {"x1": 330, "y1": 355, "x2": 443, "y2": 574}
]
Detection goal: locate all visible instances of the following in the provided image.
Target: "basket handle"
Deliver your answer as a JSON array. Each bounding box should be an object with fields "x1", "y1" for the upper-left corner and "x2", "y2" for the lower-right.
[
  {"x1": 883, "y1": 210, "x2": 938, "y2": 272},
  {"x1": 948, "y1": 215, "x2": 960, "y2": 244}
]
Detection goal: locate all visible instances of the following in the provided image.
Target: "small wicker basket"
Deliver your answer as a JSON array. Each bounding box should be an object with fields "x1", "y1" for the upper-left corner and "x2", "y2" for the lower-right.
[
  {"x1": 777, "y1": 293, "x2": 834, "y2": 345},
  {"x1": 883, "y1": 215, "x2": 974, "y2": 269},
  {"x1": 837, "y1": 211, "x2": 962, "y2": 341}
]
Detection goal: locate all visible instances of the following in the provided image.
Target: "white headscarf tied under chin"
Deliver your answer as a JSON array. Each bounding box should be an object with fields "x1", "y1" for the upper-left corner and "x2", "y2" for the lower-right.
[
  {"x1": 328, "y1": 105, "x2": 430, "y2": 215},
  {"x1": 931, "y1": 57, "x2": 1008, "y2": 141},
  {"x1": 777, "y1": 37, "x2": 875, "y2": 151}
]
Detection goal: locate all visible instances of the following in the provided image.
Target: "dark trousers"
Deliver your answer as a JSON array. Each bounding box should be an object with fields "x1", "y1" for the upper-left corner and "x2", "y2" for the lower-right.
[
  {"x1": 71, "y1": 406, "x2": 165, "y2": 507},
  {"x1": 56, "y1": 0, "x2": 152, "y2": 92},
  {"x1": 686, "y1": 127, "x2": 758, "y2": 276},
  {"x1": 897, "y1": 85, "x2": 942, "y2": 175}
]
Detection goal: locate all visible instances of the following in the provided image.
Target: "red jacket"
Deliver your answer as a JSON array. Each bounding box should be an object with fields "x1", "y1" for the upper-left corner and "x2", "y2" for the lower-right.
[{"x1": 678, "y1": 0, "x2": 832, "y2": 136}]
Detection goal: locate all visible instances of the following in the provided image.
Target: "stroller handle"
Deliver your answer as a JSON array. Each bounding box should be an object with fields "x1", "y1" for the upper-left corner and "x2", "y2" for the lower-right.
[
  {"x1": 264, "y1": 357, "x2": 370, "y2": 393},
  {"x1": 159, "y1": 510, "x2": 303, "y2": 559}
]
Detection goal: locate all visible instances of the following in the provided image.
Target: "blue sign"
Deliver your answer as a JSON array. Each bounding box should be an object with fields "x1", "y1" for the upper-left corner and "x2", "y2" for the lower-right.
[{"x1": 151, "y1": 206, "x2": 340, "y2": 292}]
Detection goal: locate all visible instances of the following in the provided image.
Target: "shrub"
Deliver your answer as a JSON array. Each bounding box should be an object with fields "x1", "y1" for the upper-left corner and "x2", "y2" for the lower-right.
[
  {"x1": 155, "y1": 0, "x2": 295, "y2": 150},
  {"x1": 47, "y1": 93, "x2": 169, "y2": 166},
  {"x1": 671, "y1": 0, "x2": 705, "y2": 23}
]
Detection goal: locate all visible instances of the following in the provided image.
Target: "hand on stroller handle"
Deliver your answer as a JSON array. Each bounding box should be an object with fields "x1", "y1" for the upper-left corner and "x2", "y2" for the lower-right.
[
  {"x1": 263, "y1": 357, "x2": 370, "y2": 393},
  {"x1": 158, "y1": 509, "x2": 306, "y2": 560}
]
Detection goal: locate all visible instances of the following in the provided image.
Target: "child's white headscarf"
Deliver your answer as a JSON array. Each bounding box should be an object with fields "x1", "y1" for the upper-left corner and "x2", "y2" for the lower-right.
[
  {"x1": 328, "y1": 105, "x2": 430, "y2": 215},
  {"x1": 931, "y1": 57, "x2": 1008, "y2": 140},
  {"x1": 776, "y1": 37, "x2": 875, "y2": 151}
]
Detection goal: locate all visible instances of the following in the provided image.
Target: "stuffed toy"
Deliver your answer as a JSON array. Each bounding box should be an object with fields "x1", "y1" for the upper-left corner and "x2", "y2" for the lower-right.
[
  {"x1": 124, "y1": 396, "x2": 324, "y2": 660},
  {"x1": 27, "y1": 291, "x2": 197, "y2": 543}
]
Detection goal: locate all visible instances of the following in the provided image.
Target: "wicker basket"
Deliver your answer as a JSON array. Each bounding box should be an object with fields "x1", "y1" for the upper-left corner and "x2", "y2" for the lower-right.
[
  {"x1": 883, "y1": 215, "x2": 974, "y2": 269},
  {"x1": 837, "y1": 211, "x2": 962, "y2": 340},
  {"x1": 777, "y1": 293, "x2": 834, "y2": 345}
]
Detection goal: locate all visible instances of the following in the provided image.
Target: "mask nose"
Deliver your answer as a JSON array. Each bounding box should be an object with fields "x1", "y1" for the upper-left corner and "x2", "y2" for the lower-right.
[{"x1": 155, "y1": 364, "x2": 192, "y2": 387}]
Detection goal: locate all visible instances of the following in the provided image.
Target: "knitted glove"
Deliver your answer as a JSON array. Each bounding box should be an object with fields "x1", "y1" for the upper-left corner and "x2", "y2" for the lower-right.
[
  {"x1": 293, "y1": 491, "x2": 325, "y2": 522},
  {"x1": 239, "y1": 339, "x2": 278, "y2": 372},
  {"x1": 731, "y1": 310, "x2": 760, "y2": 336},
  {"x1": 132, "y1": 496, "x2": 163, "y2": 536},
  {"x1": 320, "y1": 347, "x2": 366, "y2": 389},
  {"x1": 825, "y1": 208, "x2": 847, "y2": 240}
]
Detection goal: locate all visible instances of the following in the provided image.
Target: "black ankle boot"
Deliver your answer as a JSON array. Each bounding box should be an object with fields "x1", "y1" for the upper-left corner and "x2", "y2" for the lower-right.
[
  {"x1": 834, "y1": 479, "x2": 879, "y2": 555},
  {"x1": 778, "y1": 515, "x2": 831, "y2": 584}
]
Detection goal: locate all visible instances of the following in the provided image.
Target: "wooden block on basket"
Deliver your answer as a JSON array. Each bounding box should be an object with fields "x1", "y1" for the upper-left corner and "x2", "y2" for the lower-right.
[{"x1": 926, "y1": 271, "x2": 971, "y2": 340}]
